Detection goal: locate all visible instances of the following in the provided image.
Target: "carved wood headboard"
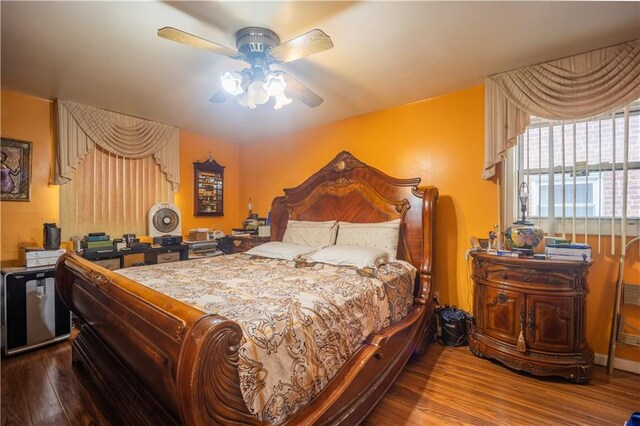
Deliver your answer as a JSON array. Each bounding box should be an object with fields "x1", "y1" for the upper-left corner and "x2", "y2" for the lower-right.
[{"x1": 270, "y1": 151, "x2": 437, "y2": 274}]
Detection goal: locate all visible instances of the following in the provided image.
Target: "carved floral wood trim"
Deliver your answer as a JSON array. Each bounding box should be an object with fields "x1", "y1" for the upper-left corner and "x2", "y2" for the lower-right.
[
  {"x1": 176, "y1": 317, "x2": 261, "y2": 425},
  {"x1": 286, "y1": 178, "x2": 410, "y2": 222}
]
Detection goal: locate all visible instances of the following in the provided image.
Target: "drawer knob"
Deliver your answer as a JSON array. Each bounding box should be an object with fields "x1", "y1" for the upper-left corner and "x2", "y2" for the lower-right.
[
  {"x1": 523, "y1": 276, "x2": 531, "y2": 282},
  {"x1": 502, "y1": 273, "x2": 508, "y2": 280}
]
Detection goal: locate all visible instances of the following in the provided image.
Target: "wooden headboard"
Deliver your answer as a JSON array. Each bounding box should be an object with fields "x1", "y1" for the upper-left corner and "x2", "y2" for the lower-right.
[{"x1": 270, "y1": 151, "x2": 438, "y2": 278}]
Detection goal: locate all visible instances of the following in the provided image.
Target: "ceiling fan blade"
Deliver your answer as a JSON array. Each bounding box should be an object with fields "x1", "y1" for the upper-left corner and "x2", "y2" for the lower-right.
[
  {"x1": 269, "y1": 29, "x2": 333, "y2": 64},
  {"x1": 209, "y1": 86, "x2": 231, "y2": 103},
  {"x1": 158, "y1": 27, "x2": 243, "y2": 60},
  {"x1": 283, "y1": 73, "x2": 323, "y2": 108}
]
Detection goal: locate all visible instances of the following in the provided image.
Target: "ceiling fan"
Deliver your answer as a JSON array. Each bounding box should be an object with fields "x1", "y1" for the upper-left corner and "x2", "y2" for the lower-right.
[{"x1": 158, "y1": 26, "x2": 333, "y2": 109}]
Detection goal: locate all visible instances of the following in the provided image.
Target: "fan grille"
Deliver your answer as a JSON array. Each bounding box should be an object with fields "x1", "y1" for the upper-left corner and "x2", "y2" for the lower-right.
[{"x1": 153, "y1": 208, "x2": 179, "y2": 234}]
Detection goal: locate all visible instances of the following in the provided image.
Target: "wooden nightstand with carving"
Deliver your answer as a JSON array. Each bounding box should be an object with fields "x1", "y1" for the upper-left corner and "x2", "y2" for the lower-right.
[
  {"x1": 229, "y1": 235, "x2": 270, "y2": 254},
  {"x1": 468, "y1": 252, "x2": 593, "y2": 383}
]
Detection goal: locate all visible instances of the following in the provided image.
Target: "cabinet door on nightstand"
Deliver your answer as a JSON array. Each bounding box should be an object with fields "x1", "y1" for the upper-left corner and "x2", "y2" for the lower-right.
[
  {"x1": 482, "y1": 286, "x2": 525, "y2": 345},
  {"x1": 526, "y1": 295, "x2": 575, "y2": 353}
]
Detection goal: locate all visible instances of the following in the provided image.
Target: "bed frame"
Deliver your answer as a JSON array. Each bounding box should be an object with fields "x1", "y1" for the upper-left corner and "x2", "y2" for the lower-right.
[{"x1": 56, "y1": 151, "x2": 438, "y2": 425}]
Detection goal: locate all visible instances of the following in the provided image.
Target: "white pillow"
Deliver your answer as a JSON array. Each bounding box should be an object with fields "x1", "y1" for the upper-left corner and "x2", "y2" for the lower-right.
[
  {"x1": 307, "y1": 245, "x2": 390, "y2": 269},
  {"x1": 245, "y1": 242, "x2": 315, "y2": 261},
  {"x1": 282, "y1": 220, "x2": 338, "y2": 248},
  {"x1": 336, "y1": 219, "x2": 401, "y2": 259}
]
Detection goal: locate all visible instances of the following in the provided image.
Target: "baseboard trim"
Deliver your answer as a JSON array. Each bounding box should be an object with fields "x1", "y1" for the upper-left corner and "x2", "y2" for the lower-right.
[{"x1": 594, "y1": 353, "x2": 640, "y2": 374}]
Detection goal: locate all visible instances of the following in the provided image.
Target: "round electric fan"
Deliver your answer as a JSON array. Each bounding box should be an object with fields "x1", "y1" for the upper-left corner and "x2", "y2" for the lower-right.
[{"x1": 148, "y1": 203, "x2": 182, "y2": 237}]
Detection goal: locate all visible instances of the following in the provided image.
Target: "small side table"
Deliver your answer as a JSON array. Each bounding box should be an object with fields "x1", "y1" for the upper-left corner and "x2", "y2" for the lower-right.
[
  {"x1": 229, "y1": 235, "x2": 270, "y2": 254},
  {"x1": 468, "y1": 252, "x2": 593, "y2": 383}
]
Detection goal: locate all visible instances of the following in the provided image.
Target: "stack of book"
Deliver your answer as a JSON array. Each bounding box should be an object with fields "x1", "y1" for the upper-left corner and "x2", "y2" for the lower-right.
[
  {"x1": 546, "y1": 243, "x2": 592, "y2": 261},
  {"x1": 83, "y1": 233, "x2": 114, "y2": 253}
]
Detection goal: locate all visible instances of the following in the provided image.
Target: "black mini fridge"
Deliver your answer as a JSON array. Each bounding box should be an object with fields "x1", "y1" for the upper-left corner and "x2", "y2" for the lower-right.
[{"x1": 1, "y1": 266, "x2": 71, "y2": 355}]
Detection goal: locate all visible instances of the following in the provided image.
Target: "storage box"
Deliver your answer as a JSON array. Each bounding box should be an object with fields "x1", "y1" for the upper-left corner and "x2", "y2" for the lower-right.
[
  {"x1": 21, "y1": 247, "x2": 66, "y2": 268},
  {"x1": 188, "y1": 231, "x2": 209, "y2": 241}
]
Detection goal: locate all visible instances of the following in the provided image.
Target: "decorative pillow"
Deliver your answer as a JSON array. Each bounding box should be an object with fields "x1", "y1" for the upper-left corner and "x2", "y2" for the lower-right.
[
  {"x1": 307, "y1": 245, "x2": 390, "y2": 269},
  {"x1": 336, "y1": 219, "x2": 401, "y2": 259},
  {"x1": 282, "y1": 220, "x2": 338, "y2": 248},
  {"x1": 245, "y1": 242, "x2": 315, "y2": 261}
]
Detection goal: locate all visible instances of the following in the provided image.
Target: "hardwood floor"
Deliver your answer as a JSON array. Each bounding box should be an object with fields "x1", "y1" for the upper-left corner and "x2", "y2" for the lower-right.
[{"x1": 2, "y1": 337, "x2": 638, "y2": 425}]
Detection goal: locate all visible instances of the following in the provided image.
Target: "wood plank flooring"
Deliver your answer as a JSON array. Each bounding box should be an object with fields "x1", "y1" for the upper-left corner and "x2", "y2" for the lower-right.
[{"x1": 2, "y1": 336, "x2": 638, "y2": 425}]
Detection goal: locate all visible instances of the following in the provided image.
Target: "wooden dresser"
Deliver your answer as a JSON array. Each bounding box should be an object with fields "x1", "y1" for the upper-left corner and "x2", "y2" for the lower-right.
[{"x1": 468, "y1": 252, "x2": 593, "y2": 383}]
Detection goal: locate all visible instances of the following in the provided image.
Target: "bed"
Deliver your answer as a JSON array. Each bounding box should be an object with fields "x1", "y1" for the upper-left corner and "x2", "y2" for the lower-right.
[{"x1": 55, "y1": 151, "x2": 439, "y2": 425}]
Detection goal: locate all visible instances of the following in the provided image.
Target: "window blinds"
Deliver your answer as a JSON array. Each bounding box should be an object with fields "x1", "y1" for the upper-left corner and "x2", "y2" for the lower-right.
[
  {"x1": 517, "y1": 103, "x2": 640, "y2": 254},
  {"x1": 60, "y1": 147, "x2": 174, "y2": 240}
]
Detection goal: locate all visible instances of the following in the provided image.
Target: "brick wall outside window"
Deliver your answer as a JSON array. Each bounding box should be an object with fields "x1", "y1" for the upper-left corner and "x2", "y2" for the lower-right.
[{"x1": 519, "y1": 108, "x2": 640, "y2": 219}]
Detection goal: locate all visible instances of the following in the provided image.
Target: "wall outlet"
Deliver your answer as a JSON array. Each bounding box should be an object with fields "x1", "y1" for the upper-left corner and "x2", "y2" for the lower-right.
[{"x1": 433, "y1": 291, "x2": 440, "y2": 305}]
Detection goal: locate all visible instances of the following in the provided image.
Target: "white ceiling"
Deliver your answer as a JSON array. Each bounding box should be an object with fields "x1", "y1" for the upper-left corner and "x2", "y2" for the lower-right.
[{"x1": 2, "y1": 1, "x2": 639, "y2": 143}]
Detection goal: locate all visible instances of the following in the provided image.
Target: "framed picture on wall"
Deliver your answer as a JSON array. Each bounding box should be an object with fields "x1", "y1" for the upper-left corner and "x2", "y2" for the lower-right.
[{"x1": 1, "y1": 137, "x2": 32, "y2": 202}]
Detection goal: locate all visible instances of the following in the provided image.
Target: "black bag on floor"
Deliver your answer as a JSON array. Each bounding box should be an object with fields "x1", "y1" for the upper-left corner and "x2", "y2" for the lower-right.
[{"x1": 436, "y1": 306, "x2": 471, "y2": 347}]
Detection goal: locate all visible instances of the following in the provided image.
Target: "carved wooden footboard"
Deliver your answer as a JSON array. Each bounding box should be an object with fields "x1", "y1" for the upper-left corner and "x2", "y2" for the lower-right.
[
  {"x1": 56, "y1": 152, "x2": 438, "y2": 425},
  {"x1": 57, "y1": 254, "x2": 261, "y2": 425}
]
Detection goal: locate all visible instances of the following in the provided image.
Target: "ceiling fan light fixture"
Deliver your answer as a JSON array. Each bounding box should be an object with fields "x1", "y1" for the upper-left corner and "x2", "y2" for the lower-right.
[
  {"x1": 264, "y1": 72, "x2": 287, "y2": 97},
  {"x1": 158, "y1": 26, "x2": 332, "y2": 109},
  {"x1": 274, "y1": 93, "x2": 293, "y2": 110},
  {"x1": 221, "y1": 71, "x2": 244, "y2": 96},
  {"x1": 247, "y1": 79, "x2": 270, "y2": 106}
]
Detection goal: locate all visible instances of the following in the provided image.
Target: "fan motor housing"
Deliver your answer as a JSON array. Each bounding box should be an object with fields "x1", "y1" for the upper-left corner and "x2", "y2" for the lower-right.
[{"x1": 235, "y1": 27, "x2": 280, "y2": 56}]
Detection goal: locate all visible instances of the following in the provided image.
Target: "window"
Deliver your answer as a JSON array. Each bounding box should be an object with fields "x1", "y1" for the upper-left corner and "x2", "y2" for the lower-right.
[
  {"x1": 60, "y1": 147, "x2": 174, "y2": 240},
  {"x1": 509, "y1": 101, "x2": 640, "y2": 241}
]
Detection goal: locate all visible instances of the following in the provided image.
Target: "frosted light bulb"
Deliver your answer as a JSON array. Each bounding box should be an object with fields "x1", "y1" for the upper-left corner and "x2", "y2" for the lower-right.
[
  {"x1": 247, "y1": 80, "x2": 269, "y2": 106},
  {"x1": 220, "y1": 72, "x2": 243, "y2": 96}
]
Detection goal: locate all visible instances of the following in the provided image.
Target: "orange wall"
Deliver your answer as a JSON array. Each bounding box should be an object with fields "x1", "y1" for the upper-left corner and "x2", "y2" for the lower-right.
[
  {"x1": 238, "y1": 85, "x2": 639, "y2": 363},
  {"x1": 0, "y1": 91, "x2": 242, "y2": 263},
  {"x1": 1, "y1": 92, "x2": 58, "y2": 262}
]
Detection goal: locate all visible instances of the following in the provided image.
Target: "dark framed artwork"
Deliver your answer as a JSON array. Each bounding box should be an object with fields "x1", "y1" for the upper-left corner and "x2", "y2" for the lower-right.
[
  {"x1": 1, "y1": 138, "x2": 32, "y2": 202},
  {"x1": 194, "y1": 156, "x2": 224, "y2": 216}
]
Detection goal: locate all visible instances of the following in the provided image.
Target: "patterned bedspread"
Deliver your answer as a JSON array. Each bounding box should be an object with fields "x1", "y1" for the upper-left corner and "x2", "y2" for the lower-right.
[{"x1": 116, "y1": 254, "x2": 416, "y2": 424}]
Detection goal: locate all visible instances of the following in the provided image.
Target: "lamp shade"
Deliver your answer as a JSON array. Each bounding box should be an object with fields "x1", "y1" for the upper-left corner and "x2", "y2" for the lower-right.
[
  {"x1": 221, "y1": 72, "x2": 244, "y2": 96},
  {"x1": 264, "y1": 73, "x2": 287, "y2": 96}
]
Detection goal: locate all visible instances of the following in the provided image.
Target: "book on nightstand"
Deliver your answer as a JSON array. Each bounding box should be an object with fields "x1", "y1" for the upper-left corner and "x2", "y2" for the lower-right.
[{"x1": 546, "y1": 244, "x2": 592, "y2": 261}]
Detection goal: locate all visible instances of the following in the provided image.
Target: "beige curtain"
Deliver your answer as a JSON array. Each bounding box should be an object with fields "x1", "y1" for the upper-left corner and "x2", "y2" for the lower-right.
[
  {"x1": 60, "y1": 147, "x2": 174, "y2": 240},
  {"x1": 483, "y1": 39, "x2": 640, "y2": 179},
  {"x1": 52, "y1": 99, "x2": 180, "y2": 191}
]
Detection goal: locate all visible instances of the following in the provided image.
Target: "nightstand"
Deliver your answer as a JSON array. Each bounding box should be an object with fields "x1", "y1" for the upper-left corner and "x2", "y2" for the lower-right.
[
  {"x1": 229, "y1": 235, "x2": 270, "y2": 254},
  {"x1": 468, "y1": 252, "x2": 593, "y2": 383}
]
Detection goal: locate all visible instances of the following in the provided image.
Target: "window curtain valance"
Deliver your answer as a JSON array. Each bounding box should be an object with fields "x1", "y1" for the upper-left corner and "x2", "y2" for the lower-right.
[
  {"x1": 483, "y1": 39, "x2": 640, "y2": 179},
  {"x1": 52, "y1": 99, "x2": 180, "y2": 191}
]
